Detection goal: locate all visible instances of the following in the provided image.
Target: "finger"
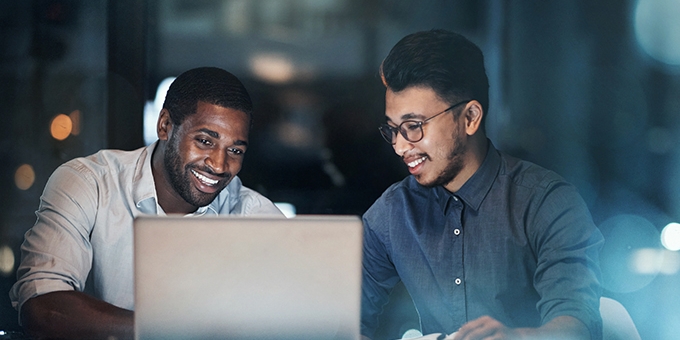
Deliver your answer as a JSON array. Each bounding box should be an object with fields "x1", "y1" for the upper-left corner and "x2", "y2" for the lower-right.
[
  {"x1": 456, "y1": 317, "x2": 506, "y2": 340},
  {"x1": 456, "y1": 316, "x2": 492, "y2": 337}
]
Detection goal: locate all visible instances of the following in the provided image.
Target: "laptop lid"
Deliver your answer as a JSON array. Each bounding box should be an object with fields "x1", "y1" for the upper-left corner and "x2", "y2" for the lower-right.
[{"x1": 133, "y1": 215, "x2": 363, "y2": 340}]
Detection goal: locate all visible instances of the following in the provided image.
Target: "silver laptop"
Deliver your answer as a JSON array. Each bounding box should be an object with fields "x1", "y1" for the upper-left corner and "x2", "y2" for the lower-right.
[{"x1": 133, "y1": 215, "x2": 363, "y2": 340}]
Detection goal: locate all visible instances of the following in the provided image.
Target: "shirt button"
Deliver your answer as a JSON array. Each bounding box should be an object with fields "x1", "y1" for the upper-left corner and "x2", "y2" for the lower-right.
[
  {"x1": 455, "y1": 278, "x2": 462, "y2": 285},
  {"x1": 453, "y1": 196, "x2": 459, "y2": 201},
  {"x1": 454, "y1": 229, "x2": 461, "y2": 236}
]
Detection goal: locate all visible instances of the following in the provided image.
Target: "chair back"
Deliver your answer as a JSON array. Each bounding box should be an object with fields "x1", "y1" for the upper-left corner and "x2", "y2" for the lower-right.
[{"x1": 600, "y1": 297, "x2": 641, "y2": 340}]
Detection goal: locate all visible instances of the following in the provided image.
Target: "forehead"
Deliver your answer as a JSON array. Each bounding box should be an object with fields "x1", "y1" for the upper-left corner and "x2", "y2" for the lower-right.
[
  {"x1": 180, "y1": 101, "x2": 250, "y2": 139},
  {"x1": 385, "y1": 86, "x2": 447, "y2": 122}
]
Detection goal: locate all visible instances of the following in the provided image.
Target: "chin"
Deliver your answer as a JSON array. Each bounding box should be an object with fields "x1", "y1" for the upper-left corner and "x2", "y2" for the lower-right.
[{"x1": 414, "y1": 175, "x2": 437, "y2": 188}]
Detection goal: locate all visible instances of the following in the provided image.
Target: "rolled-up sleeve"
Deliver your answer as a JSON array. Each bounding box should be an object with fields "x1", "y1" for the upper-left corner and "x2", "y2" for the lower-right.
[
  {"x1": 529, "y1": 180, "x2": 604, "y2": 340},
  {"x1": 10, "y1": 162, "x2": 98, "y2": 315},
  {"x1": 360, "y1": 204, "x2": 401, "y2": 339}
]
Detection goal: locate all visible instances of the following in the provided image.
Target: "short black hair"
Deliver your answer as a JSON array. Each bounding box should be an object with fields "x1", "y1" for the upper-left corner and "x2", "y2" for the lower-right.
[
  {"x1": 163, "y1": 67, "x2": 253, "y2": 126},
  {"x1": 380, "y1": 29, "x2": 489, "y2": 117}
]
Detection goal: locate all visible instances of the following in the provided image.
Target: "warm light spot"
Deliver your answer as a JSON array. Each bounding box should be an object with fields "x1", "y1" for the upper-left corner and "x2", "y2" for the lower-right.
[
  {"x1": 277, "y1": 122, "x2": 313, "y2": 147},
  {"x1": 14, "y1": 163, "x2": 35, "y2": 190},
  {"x1": 249, "y1": 53, "x2": 295, "y2": 84},
  {"x1": 0, "y1": 245, "x2": 15, "y2": 276},
  {"x1": 69, "y1": 110, "x2": 81, "y2": 136},
  {"x1": 661, "y1": 222, "x2": 680, "y2": 251},
  {"x1": 50, "y1": 113, "x2": 73, "y2": 140}
]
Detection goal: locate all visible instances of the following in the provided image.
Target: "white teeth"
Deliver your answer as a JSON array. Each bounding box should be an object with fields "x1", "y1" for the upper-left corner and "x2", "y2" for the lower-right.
[
  {"x1": 407, "y1": 157, "x2": 426, "y2": 168},
  {"x1": 191, "y1": 170, "x2": 218, "y2": 186}
]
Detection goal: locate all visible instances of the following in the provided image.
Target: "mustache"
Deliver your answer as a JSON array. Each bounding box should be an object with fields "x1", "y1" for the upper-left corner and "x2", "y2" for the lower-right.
[
  {"x1": 402, "y1": 152, "x2": 429, "y2": 160},
  {"x1": 189, "y1": 165, "x2": 230, "y2": 179}
]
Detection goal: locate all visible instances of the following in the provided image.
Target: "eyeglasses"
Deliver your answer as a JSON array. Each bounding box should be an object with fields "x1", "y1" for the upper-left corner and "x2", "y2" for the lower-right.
[{"x1": 378, "y1": 100, "x2": 470, "y2": 144}]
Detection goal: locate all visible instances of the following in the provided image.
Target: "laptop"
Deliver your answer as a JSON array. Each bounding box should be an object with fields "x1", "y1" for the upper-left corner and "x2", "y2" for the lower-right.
[{"x1": 133, "y1": 215, "x2": 363, "y2": 340}]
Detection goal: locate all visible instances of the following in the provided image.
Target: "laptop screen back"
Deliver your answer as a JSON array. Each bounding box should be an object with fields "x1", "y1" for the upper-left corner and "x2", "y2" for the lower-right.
[{"x1": 133, "y1": 215, "x2": 363, "y2": 340}]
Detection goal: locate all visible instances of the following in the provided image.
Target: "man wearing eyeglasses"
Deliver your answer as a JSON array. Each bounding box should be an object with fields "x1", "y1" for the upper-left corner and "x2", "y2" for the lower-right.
[{"x1": 361, "y1": 30, "x2": 603, "y2": 340}]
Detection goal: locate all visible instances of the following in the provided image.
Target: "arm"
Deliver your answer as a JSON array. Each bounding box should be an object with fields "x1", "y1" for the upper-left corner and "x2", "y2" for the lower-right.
[
  {"x1": 360, "y1": 210, "x2": 401, "y2": 339},
  {"x1": 528, "y1": 180, "x2": 603, "y2": 339},
  {"x1": 454, "y1": 315, "x2": 588, "y2": 340},
  {"x1": 21, "y1": 291, "x2": 133, "y2": 340},
  {"x1": 11, "y1": 163, "x2": 132, "y2": 338}
]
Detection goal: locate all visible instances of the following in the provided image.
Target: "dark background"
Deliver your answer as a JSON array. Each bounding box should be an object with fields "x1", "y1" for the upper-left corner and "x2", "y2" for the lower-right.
[{"x1": 2, "y1": 0, "x2": 680, "y2": 339}]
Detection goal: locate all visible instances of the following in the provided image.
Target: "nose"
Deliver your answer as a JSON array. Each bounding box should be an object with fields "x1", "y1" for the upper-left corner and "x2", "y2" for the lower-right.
[
  {"x1": 392, "y1": 131, "x2": 412, "y2": 157},
  {"x1": 205, "y1": 149, "x2": 228, "y2": 174}
]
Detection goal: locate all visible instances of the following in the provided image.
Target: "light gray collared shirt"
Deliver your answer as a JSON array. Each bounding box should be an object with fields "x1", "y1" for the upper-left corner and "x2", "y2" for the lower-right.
[{"x1": 10, "y1": 142, "x2": 283, "y2": 314}]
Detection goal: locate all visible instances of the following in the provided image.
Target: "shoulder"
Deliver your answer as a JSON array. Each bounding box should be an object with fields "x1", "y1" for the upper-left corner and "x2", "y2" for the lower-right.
[
  {"x1": 41, "y1": 147, "x2": 149, "y2": 207},
  {"x1": 364, "y1": 176, "x2": 427, "y2": 226},
  {"x1": 496, "y1": 151, "x2": 597, "y2": 234},
  {"x1": 59, "y1": 147, "x2": 146, "y2": 177},
  {"x1": 367, "y1": 177, "x2": 419, "y2": 209},
  {"x1": 220, "y1": 177, "x2": 284, "y2": 216},
  {"x1": 498, "y1": 152, "x2": 567, "y2": 191},
  {"x1": 492, "y1": 151, "x2": 592, "y2": 226}
]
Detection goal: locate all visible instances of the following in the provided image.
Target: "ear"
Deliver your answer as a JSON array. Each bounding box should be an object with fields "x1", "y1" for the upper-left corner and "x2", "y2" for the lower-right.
[
  {"x1": 156, "y1": 109, "x2": 173, "y2": 141},
  {"x1": 464, "y1": 100, "x2": 484, "y2": 136}
]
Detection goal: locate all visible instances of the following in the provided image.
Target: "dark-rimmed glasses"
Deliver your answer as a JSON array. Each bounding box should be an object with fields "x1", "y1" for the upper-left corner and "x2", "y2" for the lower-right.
[{"x1": 378, "y1": 100, "x2": 471, "y2": 144}]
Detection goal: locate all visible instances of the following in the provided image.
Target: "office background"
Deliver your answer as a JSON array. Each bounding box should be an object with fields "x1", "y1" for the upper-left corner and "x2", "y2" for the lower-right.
[{"x1": 1, "y1": 0, "x2": 680, "y2": 339}]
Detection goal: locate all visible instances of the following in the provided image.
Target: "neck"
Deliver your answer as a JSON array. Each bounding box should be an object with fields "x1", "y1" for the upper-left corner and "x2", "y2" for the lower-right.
[{"x1": 443, "y1": 135, "x2": 488, "y2": 193}]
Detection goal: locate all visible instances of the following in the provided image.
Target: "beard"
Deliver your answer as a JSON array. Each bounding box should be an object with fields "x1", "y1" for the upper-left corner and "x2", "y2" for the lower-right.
[
  {"x1": 163, "y1": 134, "x2": 222, "y2": 208},
  {"x1": 420, "y1": 130, "x2": 467, "y2": 188}
]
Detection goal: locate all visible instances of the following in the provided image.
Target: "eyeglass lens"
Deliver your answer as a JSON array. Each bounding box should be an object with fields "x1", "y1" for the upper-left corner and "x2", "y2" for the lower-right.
[{"x1": 378, "y1": 99, "x2": 470, "y2": 145}]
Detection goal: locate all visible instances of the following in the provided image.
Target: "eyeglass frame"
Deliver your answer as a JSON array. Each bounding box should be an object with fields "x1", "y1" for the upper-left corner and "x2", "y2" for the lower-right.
[{"x1": 378, "y1": 99, "x2": 471, "y2": 145}]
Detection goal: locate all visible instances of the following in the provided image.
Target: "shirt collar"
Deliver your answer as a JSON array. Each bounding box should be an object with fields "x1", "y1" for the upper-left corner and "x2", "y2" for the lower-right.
[
  {"x1": 433, "y1": 139, "x2": 500, "y2": 213},
  {"x1": 133, "y1": 142, "x2": 160, "y2": 214},
  {"x1": 455, "y1": 139, "x2": 501, "y2": 212}
]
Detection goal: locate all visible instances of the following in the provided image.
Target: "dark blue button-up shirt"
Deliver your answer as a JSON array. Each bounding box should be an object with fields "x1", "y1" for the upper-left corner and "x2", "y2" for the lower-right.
[{"x1": 361, "y1": 141, "x2": 603, "y2": 339}]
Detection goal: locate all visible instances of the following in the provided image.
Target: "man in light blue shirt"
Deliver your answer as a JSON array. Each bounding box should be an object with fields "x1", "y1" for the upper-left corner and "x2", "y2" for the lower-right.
[{"x1": 10, "y1": 67, "x2": 283, "y2": 339}]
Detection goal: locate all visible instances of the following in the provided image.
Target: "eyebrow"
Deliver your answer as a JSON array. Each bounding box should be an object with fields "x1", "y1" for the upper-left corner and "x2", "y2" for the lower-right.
[
  {"x1": 197, "y1": 128, "x2": 249, "y2": 147},
  {"x1": 385, "y1": 112, "x2": 424, "y2": 124},
  {"x1": 400, "y1": 112, "x2": 424, "y2": 120}
]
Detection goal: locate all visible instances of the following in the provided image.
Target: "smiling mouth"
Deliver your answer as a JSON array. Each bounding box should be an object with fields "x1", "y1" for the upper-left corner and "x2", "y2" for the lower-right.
[
  {"x1": 406, "y1": 156, "x2": 427, "y2": 168},
  {"x1": 191, "y1": 169, "x2": 219, "y2": 186}
]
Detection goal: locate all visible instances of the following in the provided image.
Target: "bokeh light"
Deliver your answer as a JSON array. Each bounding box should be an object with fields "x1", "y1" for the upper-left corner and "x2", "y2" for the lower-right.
[
  {"x1": 401, "y1": 329, "x2": 423, "y2": 339},
  {"x1": 249, "y1": 53, "x2": 295, "y2": 84},
  {"x1": 50, "y1": 113, "x2": 73, "y2": 140},
  {"x1": 14, "y1": 163, "x2": 35, "y2": 190},
  {"x1": 631, "y1": 248, "x2": 680, "y2": 275},
  {"x1": 598, "y1": 214, "x2": 661, "y2": 293},
  {"x1": 634, "y1": 0, "x2": 680, "y2": 65},
  {"x1": 0, "y1": 245, "x2": 15, "y2": 276},
  {"x1": 661, "y1": 222, "x2": 680, "y2": 251}
]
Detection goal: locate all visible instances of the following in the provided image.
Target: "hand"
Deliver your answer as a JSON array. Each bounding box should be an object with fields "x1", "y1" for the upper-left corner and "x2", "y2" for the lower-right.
[
  {"x1": 21, "y1": 291, "x2": 133, "y2": 340},
  {"x1": 453, "y1": 316, "x2": 519, "y2": 340}
]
